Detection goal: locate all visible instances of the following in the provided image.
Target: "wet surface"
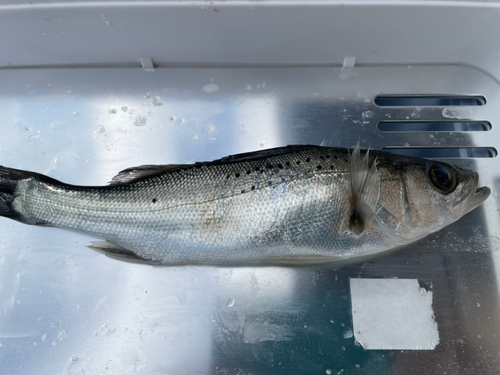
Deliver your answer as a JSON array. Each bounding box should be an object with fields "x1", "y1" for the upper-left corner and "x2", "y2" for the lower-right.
[{"x1": 0, "y1": 65, "x2": 499, "y2": 374}]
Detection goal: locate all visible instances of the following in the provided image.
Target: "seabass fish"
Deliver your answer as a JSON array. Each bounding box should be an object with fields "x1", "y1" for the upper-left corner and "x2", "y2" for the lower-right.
[{"x1": 0, "y1": 144, "x2": 490, "y2": 265}]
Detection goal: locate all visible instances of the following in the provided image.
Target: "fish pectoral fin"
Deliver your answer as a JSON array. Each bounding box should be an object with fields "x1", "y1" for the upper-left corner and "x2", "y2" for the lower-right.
[
  {"x1": 88, "y1": 241, "x2": 160, "y2": 265},
  {"x1": 109, "y1": 164, "x2": 188, "y2": 185},
  {"x1": 349, "y1": 141, "x2": 380, "y2": 235}
]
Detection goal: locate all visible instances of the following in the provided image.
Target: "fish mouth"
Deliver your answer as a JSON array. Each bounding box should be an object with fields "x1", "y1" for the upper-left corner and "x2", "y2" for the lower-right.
[
  {"x1": 454, "y1": 172, "x2": 490, "y2": 214},
  {"x1": 469, "y1": 186, "x2": 491, "y2": 207}
]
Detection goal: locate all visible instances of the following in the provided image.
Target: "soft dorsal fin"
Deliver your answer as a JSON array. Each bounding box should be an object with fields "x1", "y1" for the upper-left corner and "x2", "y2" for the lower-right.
[
  {"x1": 110, "y1": 164, "x2": 189, "y2": 185},
  {"x1": 348, "y1": 142, "x2": 381, "y2": 235}
]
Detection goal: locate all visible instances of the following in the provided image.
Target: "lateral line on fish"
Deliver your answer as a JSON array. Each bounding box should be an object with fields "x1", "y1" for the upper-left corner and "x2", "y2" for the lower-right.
[{"x1": 22, "y1": 173, "x2": 336, "y2": 215}]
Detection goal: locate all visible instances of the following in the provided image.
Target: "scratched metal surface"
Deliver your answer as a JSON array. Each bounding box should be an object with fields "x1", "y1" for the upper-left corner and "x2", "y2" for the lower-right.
[{"x1": 0, "y1": 65, "x2": 499, "y2": 375}]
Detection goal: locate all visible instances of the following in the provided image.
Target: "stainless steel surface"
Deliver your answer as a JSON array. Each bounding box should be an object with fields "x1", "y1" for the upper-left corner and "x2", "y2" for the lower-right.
[{"x1": 0, "y1": 65, "x2": 499, "y2": 374}]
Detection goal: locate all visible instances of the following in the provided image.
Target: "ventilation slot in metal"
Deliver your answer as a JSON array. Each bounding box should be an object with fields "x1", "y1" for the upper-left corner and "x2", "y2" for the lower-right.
[
  {"x1": 378, "y1": 121, "x2": 491, "y2": 132},
  {"x1": 375, "y1": 96, "x2": 486, "y2": 107},
  {"x1": 382, "y1": 147, "x2": 497, "y2": 158}
]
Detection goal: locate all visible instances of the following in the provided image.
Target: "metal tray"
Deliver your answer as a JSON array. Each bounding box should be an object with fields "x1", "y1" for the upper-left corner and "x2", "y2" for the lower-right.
[{"x1": 0, "y1": 65, "x2": 498, "y2": 375}]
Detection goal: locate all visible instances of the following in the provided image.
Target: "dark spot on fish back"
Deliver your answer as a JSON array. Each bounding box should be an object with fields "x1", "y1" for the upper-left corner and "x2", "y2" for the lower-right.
[
  {"x1": 241, "y1": 190, "x2": 245, "y2": 194},
  {"x1": 251, "y1": 186, "x2": 255, "y2": 190},
  {"x1": 235, "y1": 173, "x2": 240, "y2": 178},
  {"x1": 277, "y1": 164, "x2": 283, "y2": 169},
  {"x1": 317, "y1": 165, "x2": 322, "y2": 170},
  {"x1": 152, "y1": 198, "x2": 157, "y2": 203},
  {"x1": 286, "y1": 162, "x2": 290, "y2": 167},
  {"x1": 296, "y1": 161, "x2": 301, "y2": 165},
  {"x1": 246, "y1": 170, "x2": 251, "y2": 175},
  {"x1": 306, "y1": 158, "x2": 311, "y2": 163}
]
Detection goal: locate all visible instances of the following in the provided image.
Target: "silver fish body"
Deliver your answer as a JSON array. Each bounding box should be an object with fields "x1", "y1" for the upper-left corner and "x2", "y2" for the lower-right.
[{"x1": 0, "y1": 145, "x2": 490, "y2": 265}]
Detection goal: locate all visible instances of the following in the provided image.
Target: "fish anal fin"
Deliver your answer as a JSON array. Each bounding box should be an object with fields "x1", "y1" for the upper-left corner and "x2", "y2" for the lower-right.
[
  {"x1": 88, "y1": 241, "x2": 160, "y2": 265},
  {"x1": 349, "y1": 142, "x2": 381, "y2": 235}
]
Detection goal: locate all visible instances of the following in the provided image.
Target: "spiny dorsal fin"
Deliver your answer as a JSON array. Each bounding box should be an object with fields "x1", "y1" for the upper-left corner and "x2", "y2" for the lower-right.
[
  {"x1": 109, "y1": 164, "x2": 188, "y2": 185},
  {"x1": 349, "y1": 142, "x2": 380, "y2": 235}
]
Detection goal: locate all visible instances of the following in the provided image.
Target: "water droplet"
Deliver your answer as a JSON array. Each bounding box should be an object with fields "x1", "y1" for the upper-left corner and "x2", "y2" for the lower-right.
[
  {"x1": 105, "y1": 21, "x2": 111, "y2": 27},
  {"x1": 42, "y1": 334, "x2": 48, "y2": 342},
  {"x1": 361, "y1": 110, "x2": 374, "y2": 120},
  {"x1": 70, "y1": 355, "x2": 77, "y2": 362},
  {"x1": 57, "y1": 330, "x2": 67, "y2": 341},
  {"x1": 152, "y1": 96, "x2": 164, "y2": 106},
  {"x1": 262, "y1": 81, "x2": 266, "y2": 88},
  {"x1": 205, "y1": 125, "x2": 215, "y2": 134},
  {"x1": 129, "y1": 109, "x2": 135, "y2": 114},
  {"x1": 355, "y1": 364, "x2": 360, "y2": 369},
  {"x1": 210, "y1": 77, "x2": 215, "y2": 82},
  {"x1": 170, "y1": 116, "x2": 175, "y2": 121},
  {"x1": 179, "y1": 119, "x2": 185, "y2": 123},
  {"x1": 191, "y1": 134, "x2": 198, "y2": 140},
  {"x1": 148, "y1": 111, "x2": 153, "y2": 116},
  {"x1": 144, "y1": 93, "x2": 151, "y2": 99},
  {"x1": 245, "y1": 84, "x2": 253, "y2": 91},
  {"x1": 343, "y1": 330, "x2": 353, "y2": 339},
  {"x1": 121, "y1": 106, "x2": 128, "y2": 112},
  {"x1": 51, "y1": 341, "x2": 57, "y2": 346},
  {"x1": 74, "y1": 154, "x2": 80, "y2": 159},
  {"x1": 72, "y1": 111, "x2": 79, "y2": 117},
  {"x1": 86, "y1": 157, "x2": 91, "y2": 162},
  {"x1": 38, "y1": 317, "x2": 43, "y2": 322},
  {"x1": 226, "y1": 298, "x2": 235, "y2": 307},
  {"x1": 477, "y1": 302, "x2": 481, "y2": 307},
  {"x1": 202, "y1": 84, "x2": 219, "y2": 93},
  {"x1": 442, "y1": 107, "x2": 472, "y2": 120},
  {"x1": 326, "y1": 370, "x2": 332, "y2": 375},
  {"x1": 0, "y1": 343, "x2": 3, "y2": 348},
  {"x1": 41, "y1": 32, "x2": 48, "y2": 37},
  {"x1": 134, "y1": 115, "x2": 147, "y2": 127},
  {"x1": 109, "y1": 108, "x2": 117, "y2": 114}
]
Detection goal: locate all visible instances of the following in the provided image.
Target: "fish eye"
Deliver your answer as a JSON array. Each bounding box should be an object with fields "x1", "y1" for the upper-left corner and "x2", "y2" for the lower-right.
[{"x1": 429, "y1": 165, "x2": 455, "y2": 194}]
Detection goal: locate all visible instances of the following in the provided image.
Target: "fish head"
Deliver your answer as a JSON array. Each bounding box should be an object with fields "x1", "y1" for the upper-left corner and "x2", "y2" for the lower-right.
[{"x1": 376, "y1": 157, "x2": 490, "y2": 243}]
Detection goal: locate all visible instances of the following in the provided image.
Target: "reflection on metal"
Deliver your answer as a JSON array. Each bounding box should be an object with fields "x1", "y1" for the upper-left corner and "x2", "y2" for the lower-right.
[{"x1": 0, "y1": 65, "x2": 499, "y2": 374}]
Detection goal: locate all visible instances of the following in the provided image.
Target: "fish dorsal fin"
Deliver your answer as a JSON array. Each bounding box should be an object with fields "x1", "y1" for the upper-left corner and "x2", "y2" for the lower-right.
[
  {"x1": 349, "y1": 142, "x2": 381, "y2": 235},
  {"x1": 110, "y1": 164, "x2": 188, "y2": 185}
]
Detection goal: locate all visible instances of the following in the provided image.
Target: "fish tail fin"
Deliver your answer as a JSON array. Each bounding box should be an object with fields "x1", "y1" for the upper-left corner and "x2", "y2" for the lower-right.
[
  {"x1": 0, "y1": 166, "x2": 52, "y2": 223},
  {"x1": 0, "y1": 166, "x2": 28, "y2": 217},
  {"x1": 349, "y1": 142, "x2": 380, "y2": 235}
]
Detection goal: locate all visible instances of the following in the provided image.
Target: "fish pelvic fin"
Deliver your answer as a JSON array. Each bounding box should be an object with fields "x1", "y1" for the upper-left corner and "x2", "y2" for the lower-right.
[{"x1": 349, "y1": 142, "x2": 380, "y2": 235}]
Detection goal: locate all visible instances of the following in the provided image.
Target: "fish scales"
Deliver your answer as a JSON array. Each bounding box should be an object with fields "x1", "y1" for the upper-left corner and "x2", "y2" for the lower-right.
[{"x1": 0, "y1": 144, "x2": 490, "y2": 265}]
